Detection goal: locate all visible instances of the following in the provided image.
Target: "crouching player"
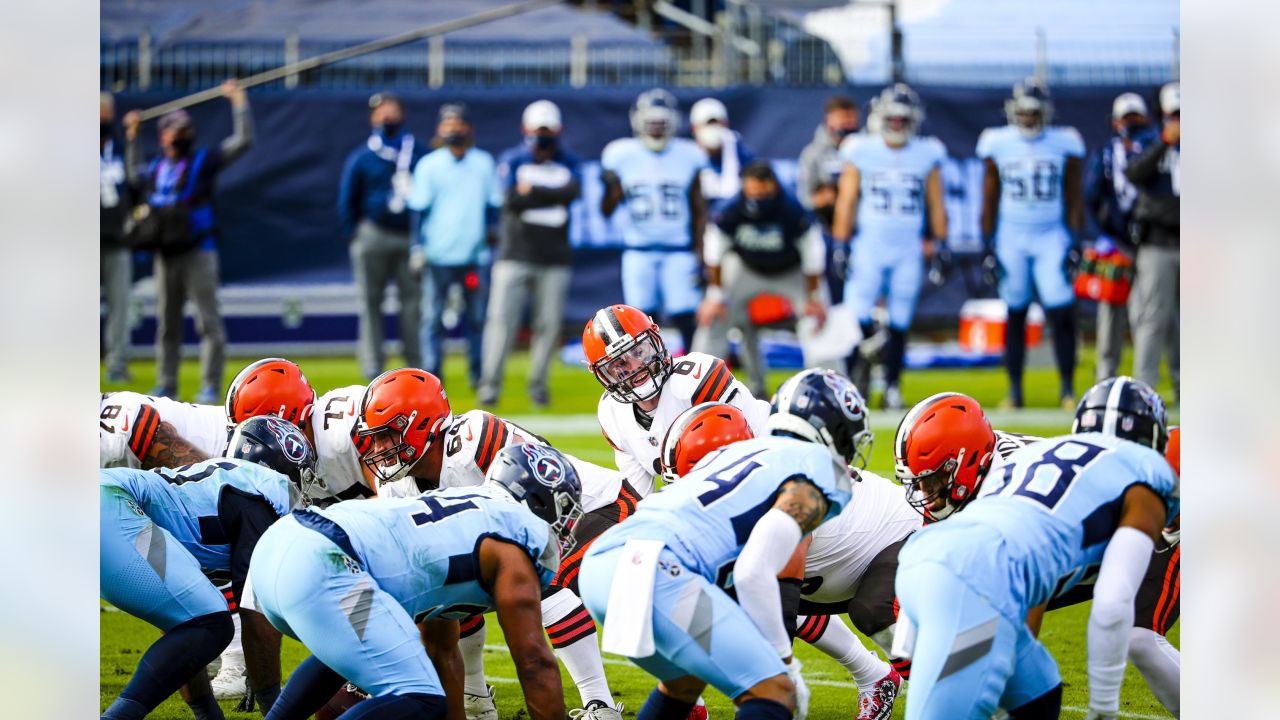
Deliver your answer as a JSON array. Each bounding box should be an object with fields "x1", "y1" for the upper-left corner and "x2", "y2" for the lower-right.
[
  {"x1": 100, "y1": 416, "x2": 319, "y2": 719},
  {"x1": 247, "y1": 443, "x2": 584, "y2": 720},
  {"x1": 892, "y1": 377, "x2": 1178, "y2": 719},
  {"x1": 580, "y1": 369, "x2": 864, "y2": 720}
]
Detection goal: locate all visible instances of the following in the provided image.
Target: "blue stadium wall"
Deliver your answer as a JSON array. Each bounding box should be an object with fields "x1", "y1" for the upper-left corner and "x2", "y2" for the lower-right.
[{"x1": 112, "y1": 85, "x2": 1154, "y2": 348}]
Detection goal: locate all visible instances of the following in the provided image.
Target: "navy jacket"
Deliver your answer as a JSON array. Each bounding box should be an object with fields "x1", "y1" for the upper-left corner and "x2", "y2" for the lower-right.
[{"x1": 337, "y1": 131, "x2": 427, "y2": 239}]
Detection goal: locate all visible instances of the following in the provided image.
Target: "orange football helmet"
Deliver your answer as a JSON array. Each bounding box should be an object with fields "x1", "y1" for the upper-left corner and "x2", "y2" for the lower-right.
[
  {"x1": 224, "y1": 358, "x2": 316, "y2": 429},
  {"x1": 352, "y1": 368, "x2": 452, "y2": 486},
  {"x1": 894, "y1": 392, "x2": 996, "y2": 520},
  {"x1": 1165, "y1": 425, "x2": 1180, "y2": 476},
  {"x1": 659, "y1": 402, "x2": 755, "y2": 482},
  {"x1": 582, "y1": 304, "x2": 672, "y2": 403}
]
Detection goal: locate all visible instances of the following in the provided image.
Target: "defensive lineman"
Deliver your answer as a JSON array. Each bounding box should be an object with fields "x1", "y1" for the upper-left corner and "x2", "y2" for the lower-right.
[
  {"x1": 978, "y1": 78, "x2": 1086, "y2": 409},
  {"x1": 600, "y1": 89, "x2": 708, "y2": 351}
]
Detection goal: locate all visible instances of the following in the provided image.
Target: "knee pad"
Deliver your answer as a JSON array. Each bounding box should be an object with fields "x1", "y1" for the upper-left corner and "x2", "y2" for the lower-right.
[{"x1": 1007, "y1": 683, "x2": 1062, "y2": 720}]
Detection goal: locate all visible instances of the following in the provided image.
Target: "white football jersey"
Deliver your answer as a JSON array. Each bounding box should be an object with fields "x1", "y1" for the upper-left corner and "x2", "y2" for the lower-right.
[
  {"x1": 597, "y1": 352, "x2": 771, "y2": 498},
  {"x1": 975, "y1": 429, "x2": 1045, "y2": 501},
  {"x1": 976, "y1": 125, "x2": 1085, "y2": 228},
  {"x1": 379, "y1": 409, "x2": 624, "y2": 512},
  {"x1": 99, "y1": 392, "x2": 229, "y2": 468},
  {"x1": 601, "y1": 136, "x2": 707, "y2": 249},
  {"x1": 307, "y1": 384, "x2": 368, "y2": 500},
  {"x1": 801, "y1": 469, "x2": 920, "y2": 604}
]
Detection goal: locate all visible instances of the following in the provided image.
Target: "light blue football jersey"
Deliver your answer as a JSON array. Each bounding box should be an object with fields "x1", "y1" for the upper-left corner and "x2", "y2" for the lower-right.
[
  {"x1": 100, "y1": 459, "x2": 293, "y2": 572},
  {"x1": 297, "y1": 485, "x2": 559, "y2": 622},
  {"x1": 840, "y1": 134, "x2": 946, "y2": 241},
  {"x1": 601, "y1": 137, "x2": 707, "y2": 249},
  {"x1": 905, "y1": 433, "x2": 1177, "y2": 617},
  {"x1": 589, "y1": 436, "x2": 853, "y2": 588},
  {"x1": 976, "y1": 125, "x2": 1085, "y2": 228}
]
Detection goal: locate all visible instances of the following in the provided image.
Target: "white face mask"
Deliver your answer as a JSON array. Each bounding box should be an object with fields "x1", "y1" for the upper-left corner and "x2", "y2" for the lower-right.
[{"x1": 695, "y1": 124, "x2": 725, "y2": 150}]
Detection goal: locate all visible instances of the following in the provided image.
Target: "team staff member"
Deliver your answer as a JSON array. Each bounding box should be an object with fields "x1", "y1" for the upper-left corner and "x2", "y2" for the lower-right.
[
  {"x1": 479, "y1": 100, "x2": 582, "y2": 409},
  {"x1": 102, "y1": 91, "x2": 132, "y2": 383},
  {"x1": 601, "y1": 88, "x2": 707, "y2": 353},
  {"x1": 338, "y1": 92, "x2": 426, "y2": 382},
  {"x1": 797, "y1": 95, "x2": 861, "y2": 303},
  {"x1": 978, "y1": 77, "x2": 1086, "y2": 410},
  {"x1": 409, "y1": 103, "x2": 503, "y2": 389},
  {"x1": 694, "y1": 161, "x2": 827, "y2": 397},
  {"x1": 689, "y1": 98, "x2": 755, "y2": 205},
  {"x1": 124, "y1": 79, "x2": 253, "y2": 405}
]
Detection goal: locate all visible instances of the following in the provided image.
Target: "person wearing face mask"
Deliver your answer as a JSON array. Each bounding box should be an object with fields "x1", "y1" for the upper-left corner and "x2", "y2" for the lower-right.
[
  {"x1": 123, "y1": 79, "x2": 253, "y2": 404},
  {"x1": 408, "y1": 102, "x2": 503, "y2": 389},
  {"x1": 693, "y1": 161, "x2": 827, "y2": 397},
  {"x1": 338, "y1": 92, "x2": 426, "y2": 381},
  {"x1": 101, "y1": 91, "x2": 133, "y2": 384},
  {"x1": 478, "y1": 100, "x2": 582, "y2": 409},
  {"x1": 689, "y1": 97, "x2": 755, "y2": 205},
  {"x1": 797, "y1": 95, "x2": 861, "y2": 304},
  {"x1": 1083, "y1": 92, "x2": 1159, "y2": 384}
]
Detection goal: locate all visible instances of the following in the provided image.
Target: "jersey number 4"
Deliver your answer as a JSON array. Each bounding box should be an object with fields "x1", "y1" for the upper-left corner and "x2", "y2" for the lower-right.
[{"x1": 994, "y1": 439, "x2": 1108, "y2": 511}]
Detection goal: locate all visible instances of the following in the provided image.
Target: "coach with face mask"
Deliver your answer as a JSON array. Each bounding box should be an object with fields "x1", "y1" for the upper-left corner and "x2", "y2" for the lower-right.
[
  {"x1": 408, "y1": 102, "x2": 503, "y2": 388},
  {"x1": 123, "y1": 79, "x2": 253, "y2": 404},
  {"x1": 339, "y1": 92, "x2": 426, "y2": 380}
]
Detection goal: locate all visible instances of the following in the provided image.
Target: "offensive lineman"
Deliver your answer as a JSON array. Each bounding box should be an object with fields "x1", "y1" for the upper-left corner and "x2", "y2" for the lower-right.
[
  {"x1": 247, "y1": 444, "x2": 585, "y2": 720},
  {"x1": 600, "y1": 89, "x2": 708, "y2": 352},
  {"x1": 978, "y1": 78, "x2": 1086, "y2": 410},
  {"x1": 832, "y1": 83, "x2": 948, "y2": 410},
  {"x1": 579, "y1": 372, "x2": 865, "y2": 720},
  {"x1": 892, "y1": 378, "x2": 1178, "y2": 719}
]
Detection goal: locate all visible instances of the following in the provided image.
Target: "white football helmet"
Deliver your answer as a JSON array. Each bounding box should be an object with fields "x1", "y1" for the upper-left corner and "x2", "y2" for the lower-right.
[
  {"x1": 876, "y1": 83, "x2": 924, "y2": 146},
  {"x1": 1005, "y1": 77, "x2": 1054, "y2": 139},
  {"x1": 631, "y1": 88, "x2": 680, "y2": 152}
]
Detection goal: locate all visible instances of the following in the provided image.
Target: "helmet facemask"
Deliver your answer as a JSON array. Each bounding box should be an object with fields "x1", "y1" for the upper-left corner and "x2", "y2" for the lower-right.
[
  {"x1": 591, "y1": 329, "x2": 671, "y2": 404},
  {"x1": 354, "y1": 410, "x2": 445, "y2": 486},
  {"x1": 1005, "y1": 86, "x2": 1053, "y2": 139},
  {"x1": 899, "y1": 453, "x2": 962, "y2": 519},
  {"x1": 549, "y1": 489, "x2": 586, "y2": 556}
]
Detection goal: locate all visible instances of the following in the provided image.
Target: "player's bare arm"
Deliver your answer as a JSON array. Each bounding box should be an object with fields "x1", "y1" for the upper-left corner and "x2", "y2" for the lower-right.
[
  {"x1": 420, "y1": 619, "x2": 466, "y2": 720},
  {"x1": 774, "y1": 479, "x2": 830, "y2": 535},
  {"x1": 981, "y1": 157, "x2": 1001, "y2": 238},
  {"x1": 780, "y1": 536, "x2": 813, "y2": 580},
  {"x1": 482, "y1": 538, "x2": 569, "y2": 720},
  {"x1": 688, "y1": 177, "x2": 707, "y2": 254},
  {"x1": 600, "y1": 171, "x2": 623, "y2": 217},
  {"x1": 1063, "y1": 155, "x2": 1085, "y2": 233},
  {"x1": 925, "y1": 165, "x2": 948, "y2": 242},
  {"x1": 142, "y1": 420, "x2": 211, "y2": 469},
  {"x1": 1118, "y1": 484, "x2": 1168, "y2": 541},
  {"x1": 832, "y1": 162, "x2": 860, "y2": 242},
  {"x1": 1026, "y1": 603, "x2": 1048, "y2": 637}
]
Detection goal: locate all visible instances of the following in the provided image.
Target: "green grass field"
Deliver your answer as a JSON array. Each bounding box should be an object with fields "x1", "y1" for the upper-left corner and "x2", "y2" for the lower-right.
[{"x1": 100, "y1": 348, "x2": 1178, "y2": 718}]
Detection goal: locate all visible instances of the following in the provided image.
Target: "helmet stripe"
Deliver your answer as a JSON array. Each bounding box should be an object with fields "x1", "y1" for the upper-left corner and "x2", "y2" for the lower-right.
[
  {"x1": 1102, "y1": 378, "x2": 1127, "y2": 436},
  {"x1": 895, "y1": 392, "x2": 962, "y2": 458}
]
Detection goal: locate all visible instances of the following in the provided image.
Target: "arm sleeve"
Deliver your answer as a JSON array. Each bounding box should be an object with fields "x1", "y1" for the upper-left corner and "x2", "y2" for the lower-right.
[
  {"x1": 735, "y1": 508, "x2": 804, "y2": 656},
  {"x1": 337, "y1": 152, "x2": 363, "y2": 240},
  {"x1": 408, "y1": 157, "x2": 433, "y2": 212},
  {"x1": 1086, "y1": 526, "x2": 1155, "y2": 714},
  {"x1": 218, "y1": 101, "x2": 254, "y2": 164},
  {"x1": 703, "y1": 222, "x2": 727, "y2": 267},
  {"x1": 799, "y1": 224, "x2": 826, "y2": 275},
  {"x1": 1124, "y1": 141, "x2": 1168, "y2": 187},
  {"x1": 221, "y1": 491, "x2": 284, "y2": 609}
]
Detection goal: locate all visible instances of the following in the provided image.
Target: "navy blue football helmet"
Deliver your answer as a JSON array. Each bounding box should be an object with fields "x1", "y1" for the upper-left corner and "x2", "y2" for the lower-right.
[
  {"x1": 1006, "y1": 77, "x2": 1054, "y2": 137},
  {"x1": 767, "y1": 368, "x2": 873, "y2": 468},
  {"x1": 1072, "y1": 376, "x2": 1169, "y2": 453},
  {"x1": 486, "y1": 443, "x2": 585, "y2": 552},
  {"x1": 631, "y1": 88, "x2": 680, "y2": 151},
  {"x1": 225, "y1": 415, "x2": 319, "y2": 508}
]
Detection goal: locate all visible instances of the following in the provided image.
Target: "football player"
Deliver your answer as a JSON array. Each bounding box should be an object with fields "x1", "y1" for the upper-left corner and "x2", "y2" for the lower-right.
[
  {"x1": 247, "y1": 443, "x2": 584, "y2": 720},
  {"x1": 832, "y1": 83, "x2": 948, "y2": 410},
  {"x1": 978, "y1": 78, "x2": 1086, "y2": 410},
  {"x1": 584, "y1": 304, "x2": 771, "y2": 500},
  {"x1": 99, "y1": 391, "x2": 227, "y2": 469},
  {"x1": 658, "y1": 390, "x2": 912, "y2": 720},
  {"x1": 100, "y1": 416, "x2": 319, "y2": 720},
  {"x1": 892, "y1": 377, "x2": 1177, "y2": 719},
  {"x1": 600, "y1": 89, "x2": 708, "y2": 352},
  {"x1": 579, "y1": 371, "x2": 867, "y2": 720}
]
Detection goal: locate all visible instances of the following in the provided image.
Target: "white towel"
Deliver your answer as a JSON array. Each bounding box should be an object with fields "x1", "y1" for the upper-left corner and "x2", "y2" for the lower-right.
[
  {"x1": 600, "y1": 538, "x2": 667, "y2": 657},
  {"x1": 798, "y1": 303, "x2": 863, "y2": 368}
]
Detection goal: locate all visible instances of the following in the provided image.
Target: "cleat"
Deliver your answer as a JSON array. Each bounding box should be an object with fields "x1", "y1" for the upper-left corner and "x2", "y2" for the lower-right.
[
  {"x1": 570, "y1": 699, "x2": 626, "y2": 720},
  {"x1": 210, "y1": 664, "x2": 247, "y2": 700},
  {"x1": 856, "y1": 668, "x2": 902, "y2": 720},
  {"x1": 465, "y1": 685, "x2": 498, "y2": 720}
]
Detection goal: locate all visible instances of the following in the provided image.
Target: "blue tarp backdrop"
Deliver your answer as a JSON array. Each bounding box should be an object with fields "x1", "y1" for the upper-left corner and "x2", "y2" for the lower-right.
[{"x1": 115, "y1": 85, "x2": 1148, "y2": 330}]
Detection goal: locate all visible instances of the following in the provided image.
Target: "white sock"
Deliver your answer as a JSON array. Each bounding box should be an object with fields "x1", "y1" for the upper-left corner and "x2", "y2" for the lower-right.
[
  {"x1": 800, "y1": 615, "x2": 890, "y2": 690},
  {"x1": 220, "y1": 612, "x2": 244, "y2": 671},
  {"x1": 459, "y1": 618, "x2": 489, "y2": 697},
  {"x1": 1128, "y1": 627, "x2": 1180, "y2": 717},
  {"x1": 543, "y1": 588, "x2": 612, "y2": 707}
]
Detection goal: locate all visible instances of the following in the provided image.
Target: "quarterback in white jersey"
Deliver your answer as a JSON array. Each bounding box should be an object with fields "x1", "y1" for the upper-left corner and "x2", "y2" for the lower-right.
[
  {"x1": 99, "y1": 391, "x2": 229, "y2": 469},
  {"x1": 833, "y1": 83, "x2": 948, "y2": 410},
  {"x1": 600, "y1": 88, "x2": 708, "y2": 350},
  {"x1": 977, "y1": 78, "x2": 1086, "y2": 409}
]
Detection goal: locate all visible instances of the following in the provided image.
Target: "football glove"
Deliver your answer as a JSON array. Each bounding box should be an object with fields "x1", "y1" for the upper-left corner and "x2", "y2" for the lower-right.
[
  {"x1": 927, "y1": 243, "x2": 952, "y2": 287},
  {"x1": 831, "y1": 242, "x2": 848, "y2": 282},
  {"x1": 981, "y1": 251, "x2": 1000, "y2": 289},
  {"x1": 786, "y1": 657, "x2": 809, "y2": 720}
]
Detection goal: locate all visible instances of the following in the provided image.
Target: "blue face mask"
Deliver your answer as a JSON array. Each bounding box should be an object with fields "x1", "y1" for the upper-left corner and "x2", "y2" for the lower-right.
[
  {"x1": 744, "y1": 195, "x2": 780, "y2": 217},
  {"x1": 379, "y1": 121, "x2": 403, "y2": 138}
]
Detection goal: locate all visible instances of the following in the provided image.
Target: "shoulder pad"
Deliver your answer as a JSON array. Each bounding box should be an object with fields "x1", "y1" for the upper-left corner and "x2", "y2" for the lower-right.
[
  {"x1": 450, "y1": 410, "x2": 513, "y2": 475},
  {"x1": 669, "y1": 353, "x2": 736, "y2": 406}
]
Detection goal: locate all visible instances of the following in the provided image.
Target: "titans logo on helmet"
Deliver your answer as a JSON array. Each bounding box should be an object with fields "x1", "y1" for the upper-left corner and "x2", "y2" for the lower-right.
[
  {"x1": 822, "y1": 373, "x2": 865, "y2": 422},
  {"x1": 262, "y1": 415, "x2": 310, "y2": 464},
  {"x1": 521, "y1": 443, "x2": 566, "y2": 488}
]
